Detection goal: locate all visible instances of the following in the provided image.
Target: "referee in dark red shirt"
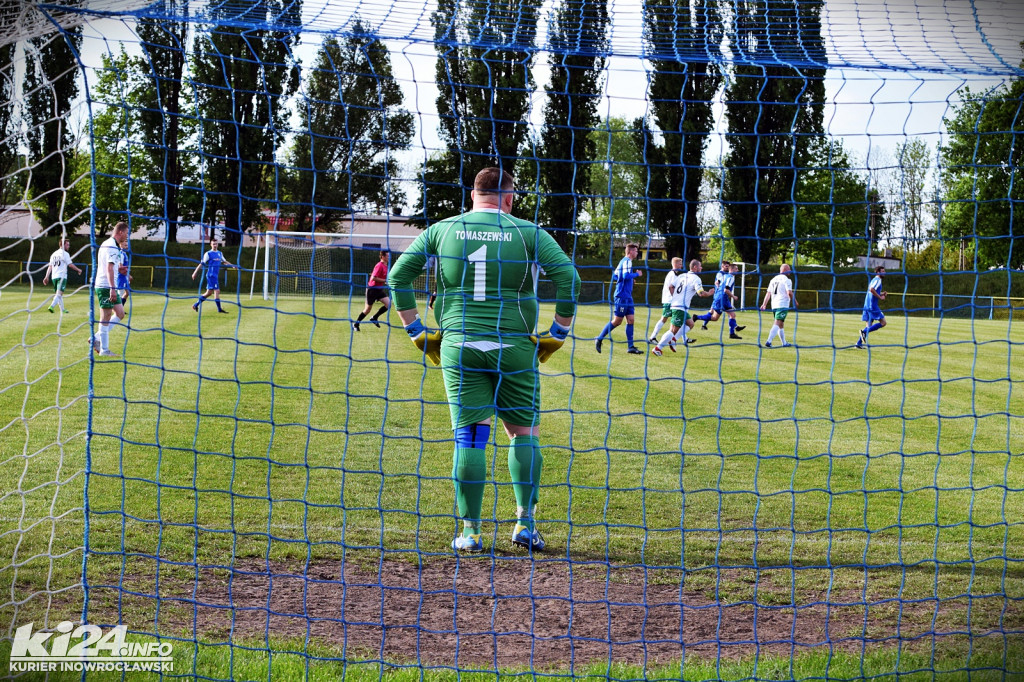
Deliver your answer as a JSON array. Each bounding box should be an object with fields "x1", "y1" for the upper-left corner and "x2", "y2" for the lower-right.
[{"x1": 354, "y1": 250, "x2": 391, "y2": 331}]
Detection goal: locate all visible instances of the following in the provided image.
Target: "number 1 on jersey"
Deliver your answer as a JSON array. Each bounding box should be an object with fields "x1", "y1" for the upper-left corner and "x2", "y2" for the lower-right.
[{"x1": 467, "y1": 245, "x2": 487, "y2": 301}]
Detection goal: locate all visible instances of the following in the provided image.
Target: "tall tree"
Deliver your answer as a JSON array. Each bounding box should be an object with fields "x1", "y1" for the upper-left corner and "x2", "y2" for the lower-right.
[
  {"x1": 88, "y1": 51, "x2": 158, "y2": 236},
  {"x1": 0, "y1": 42, "x2": 18, "y2": 204},
  {"x1": 866, "y1": 147, "x2": 897, "y2": 248},
  {"x1": 287, "y1": 29, "x2": 413, "y2": 231},
  {"x1": 640, "y1": 0, "x2": 723, "y2": 262},
  {"x1": 135, "y1": 1, "x2": 190, "y2": 243},
  {"x1": 24, "y1": 27, "x2": 83, "y2": 231},
  {"x1": 723, "y1": 0, "x2": 826, "y2": 264},
  {"x1": 587, "y1": 116, "x2": 646, "y2": 241},
  {"x1": 538, "y1": 0, "x2": 608, "y2": 248},
  {"x1": 418, "y1": 0, "x2": 541, "y2": 223},
  {"x1": 940, "y1": 79, "x2": 1024, "y2": 268},
  {"x1": 192, "y1": 0, "x2": 301, "y2": 246},
  {"x1": 893, "y1": 138, "x2": 931, "y2": 252},
  {"x1": 790, "y1": 137, "x2": 872, "y2": 265}
]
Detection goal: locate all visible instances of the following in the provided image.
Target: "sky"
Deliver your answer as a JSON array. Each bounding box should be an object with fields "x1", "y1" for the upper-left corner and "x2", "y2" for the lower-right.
[{"x1": 27, "y1": 0, "x2": 1024, "y2": 197}]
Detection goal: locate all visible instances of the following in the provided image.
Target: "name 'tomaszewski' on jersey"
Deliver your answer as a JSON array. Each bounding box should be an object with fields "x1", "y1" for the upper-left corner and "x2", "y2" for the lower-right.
[{"x1": 455, "y1": 230, "x2": 514, "y2": 242}]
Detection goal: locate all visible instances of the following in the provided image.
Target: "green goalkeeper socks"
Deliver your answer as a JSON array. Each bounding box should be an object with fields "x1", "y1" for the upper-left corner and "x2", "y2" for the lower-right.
[
  {"x1": 508, "y1": 435, "x2": 542, "y2": 530},
  {"x1": 452, "y1": 446, "x2": 486, "y2": 535}
]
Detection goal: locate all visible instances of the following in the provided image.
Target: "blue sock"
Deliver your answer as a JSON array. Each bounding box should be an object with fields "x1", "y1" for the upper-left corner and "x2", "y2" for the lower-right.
[
  {"x1": 729, "y1": 318, "x2": 737, "y2": 331},
  {"x1": 215, "y1": 299, "x2": 224, "y2": 311},
  {"x1": 697, "y1": 312, "x2": 712, "y2": 322},
  {"x1": 196, "y1": 295, "x2": 206, "y2": 306},
  {"x1": 598, "y1": 323, "x2": 614, "y2": 341},
  {"x1": 868, "y1": 322, "x2": 883, "y2": 333},
  {"x1": 625, "y1": 324, "x2": 634, "y2": 346}
]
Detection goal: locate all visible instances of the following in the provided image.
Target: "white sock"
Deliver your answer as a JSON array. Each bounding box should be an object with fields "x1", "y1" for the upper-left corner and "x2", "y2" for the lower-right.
[
  {"x1": 766, "y1": 326, "x2": 779, "y2": 345},
  {"x1": 51, "y1": 293, "x2": 60, "y2": 308},
  {"x1": 677, "y1": 325, "x2": 688, "y2": 343},
  {"x1": 99, "y1": 323, "x2": 110, "y2": 351},
  {"x1": 651, "y1": 319, "x2": 665, "y2": 338},
  {"x1": 110, "y1": 315, "x2": 120, "y2": 325},
  {"x1": 657, "y1": 330, "x2": 675, "y2": 349},
  {"x1": 516, "y1": 505, "x2": 537, "y2": 520},
  {"x1": 778, "y1": 329, "x2": 787, "y2": 345}
]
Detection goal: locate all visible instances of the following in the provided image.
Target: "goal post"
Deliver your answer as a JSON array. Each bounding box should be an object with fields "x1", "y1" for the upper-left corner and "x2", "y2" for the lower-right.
[
  {"x1": 261, "y1": 231, "x2": 430, "y2": 301},
  {"x1": 731, "y1": 261, "x2": 752, "y2": 309}
]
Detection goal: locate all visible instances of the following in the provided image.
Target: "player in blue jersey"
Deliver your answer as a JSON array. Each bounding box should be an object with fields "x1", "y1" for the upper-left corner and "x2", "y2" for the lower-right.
[
  {"x1": 693, "y1": 260, "x2": 746, "y2": 339},
  {"x1": 595, "y1": 243, "x2": 643, "y2": 354},
  {"x1": 856, "y1": 266, "x2": 887, "y2": 348},
  {"x1": 115, "y1": 231, "x2": 132, "y2": 305},
  {"x1": 191, "y1": 241, "x2": 236, "y2": 313}
]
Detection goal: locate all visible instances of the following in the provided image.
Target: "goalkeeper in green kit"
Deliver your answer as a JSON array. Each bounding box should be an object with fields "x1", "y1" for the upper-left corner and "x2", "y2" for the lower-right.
[{"x1": 388, "y1": 167, "x2": 581, "y2": 554}]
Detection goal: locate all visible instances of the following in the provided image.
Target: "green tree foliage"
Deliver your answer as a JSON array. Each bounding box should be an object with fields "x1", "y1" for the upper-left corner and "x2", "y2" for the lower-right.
[
  {"x1": 538, "y1": 0, "x2": 607, "y2": 248},
  {"x1": 791, "y1": 137, "x2": 872, "y2": 265},
  {"x1": 640, "y1": 0, "x2": 723, "y2": 262},
  {"x1": 418, "y1": 0, "x2": 541, "y2": 223},
  {"x1": 135, "y1": 4, "x2": 191, "y2": 242},
  {"x1": 584, "y1": 117, "x2": 646, "y2": 252},
  {"x1": 287, "y1": 30, "x2": 413, "y2": 231},
  {"x1": 191, "y1": 0, "x2": 301, "y2": 246},
  {"x1": 940, "y1": 80, "x2": 1024, "y2": 268},
  {"x1": 24, "y1": 28, "x2": 84, "y2": 232},
  {"x1": 722, "y1": 0, "x2": 826, "y2": 264},
  {"x1": 88, "y1": 51, "x2": 158, "y2": 236}
]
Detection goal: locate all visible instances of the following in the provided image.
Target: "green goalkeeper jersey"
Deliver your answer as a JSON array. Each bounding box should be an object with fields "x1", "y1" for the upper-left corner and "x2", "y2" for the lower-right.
[{"x1": 388, "y1": 208, "x2": 580, "y2": 339}]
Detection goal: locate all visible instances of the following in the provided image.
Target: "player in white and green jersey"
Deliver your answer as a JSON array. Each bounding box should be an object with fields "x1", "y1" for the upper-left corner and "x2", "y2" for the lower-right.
[
  {"x1": 42, "y1": 239, "x2": 82, "y2": 314},
  {"x1": 651, "y1": 259, "x2": 711, "y2": 355},
  {"x1": 648, "y1": 257, "x2": 683, "y2": 344},
  {"x1": 91, "y1": 222, "x2": 128, "y2": 357},
  {"x1": 760, "y1": 263, "x2": 796, "y2": 348},
  {"x1": 388, "y1": 167, "x2": 581, "y2": 555}
]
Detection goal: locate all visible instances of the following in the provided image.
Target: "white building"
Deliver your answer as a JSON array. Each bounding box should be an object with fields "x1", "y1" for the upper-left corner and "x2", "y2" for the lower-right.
[{"x1": 0, "y1": 205, "x2": 44, "y2": 239}]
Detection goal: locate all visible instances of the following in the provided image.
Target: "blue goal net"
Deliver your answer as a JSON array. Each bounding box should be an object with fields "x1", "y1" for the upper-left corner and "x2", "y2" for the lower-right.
[{"x1": 0, "y1": 0, "x2": 1022, "y2": 678}]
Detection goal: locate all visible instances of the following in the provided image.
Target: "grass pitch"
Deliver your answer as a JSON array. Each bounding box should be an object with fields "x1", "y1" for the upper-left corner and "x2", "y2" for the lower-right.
[{"x1": 0, "y1": 284, "x2": 1021, "y2": 675}]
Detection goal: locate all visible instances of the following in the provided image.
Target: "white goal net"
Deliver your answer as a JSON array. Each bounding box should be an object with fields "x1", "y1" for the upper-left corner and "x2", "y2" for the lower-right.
[{"x1": 260, "y1": 231, "x2": 432, "y2": 301}]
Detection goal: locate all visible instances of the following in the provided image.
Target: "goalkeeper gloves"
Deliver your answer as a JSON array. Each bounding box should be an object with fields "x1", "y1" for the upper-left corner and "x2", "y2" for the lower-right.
[
  {"x1": 531, "y1": 320, "x2": 571, "y2": 363},
  {"x1": 405, "y1": 317, "x2": 442, "y2": 366}
]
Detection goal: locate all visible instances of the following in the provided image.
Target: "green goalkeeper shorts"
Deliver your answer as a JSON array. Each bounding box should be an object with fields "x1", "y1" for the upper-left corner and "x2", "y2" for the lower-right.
[{"x1": 441, "y1": 335, "x2": 540, "y2": 429}]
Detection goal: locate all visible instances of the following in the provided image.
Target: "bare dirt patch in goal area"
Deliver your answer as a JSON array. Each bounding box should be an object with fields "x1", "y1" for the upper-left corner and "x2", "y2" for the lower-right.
[{"x1": 80, "y1": 554, "x2": 1014, "y2": 669}]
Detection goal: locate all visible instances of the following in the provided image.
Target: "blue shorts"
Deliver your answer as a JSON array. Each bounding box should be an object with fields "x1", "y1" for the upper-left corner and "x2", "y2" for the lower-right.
[
  {"x1": 612, "y1": 301, "x2": 635, "y2": 318},
  {"x1": 862, "y1": 308, "x2": 884, "y2": 322},
  {"x1": 206, "y1": 274, "x2": 221, "y2": 290},
  {"x1": 116, "y1": 276, "x2": 130, "y2": 290},
  {"x1": 712, "y1": 297, "x2": 733, "y2": 313}
]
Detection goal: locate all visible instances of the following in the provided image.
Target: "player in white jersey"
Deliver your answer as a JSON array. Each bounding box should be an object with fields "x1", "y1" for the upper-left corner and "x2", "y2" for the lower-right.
[
  {"x1": 42, "y1": 239, "x2": 82, "y2": 314},
  {"x1": 760, "y1": 263, "x2": 796, "y2": 348},
  {"x1": 91, "y1": 222, "x2": 128, "y2": 357},
  {"x1": 648, "y1": 257, "x2": 683, "y2": 343},
  {"x1": 651, "y1": 259, "x2": 712, "y2": 356}
]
